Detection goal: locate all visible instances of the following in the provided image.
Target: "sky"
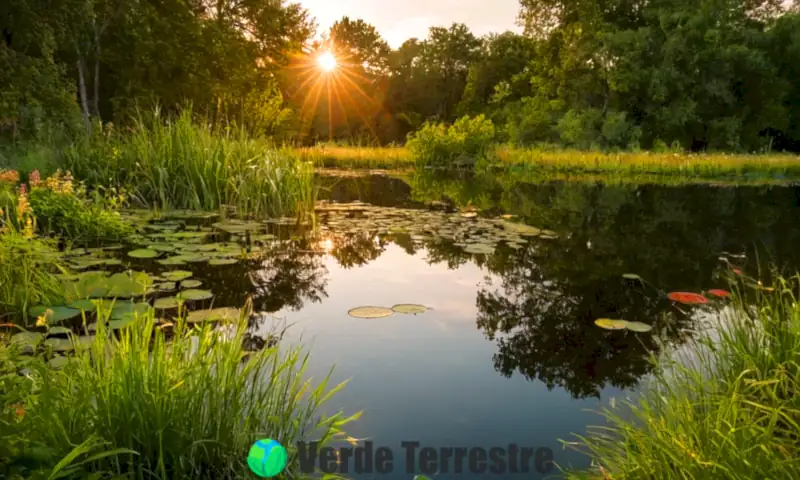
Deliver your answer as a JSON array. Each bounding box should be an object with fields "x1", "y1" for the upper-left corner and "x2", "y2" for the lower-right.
[{"x1": 297, "y1": 0, "x2": 523, "y2": 48}]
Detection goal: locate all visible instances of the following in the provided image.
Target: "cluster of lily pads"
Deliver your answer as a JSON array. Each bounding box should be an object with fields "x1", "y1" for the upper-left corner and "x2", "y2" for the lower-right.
[
  {"x1": 348, "y1": 304, "x2": 429, "y2": 319},
  {"x1": 593, "y1": 273, "x2": 734, "y2": 332},
  {"x1": 316, "y1": 201, "x2": 557, "y2": 255}
]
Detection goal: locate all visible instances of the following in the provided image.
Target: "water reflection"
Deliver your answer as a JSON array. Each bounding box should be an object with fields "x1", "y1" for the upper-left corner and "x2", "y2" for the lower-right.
[{"x1": 216, "y1": 173, "x2": 800, "y2": 400}]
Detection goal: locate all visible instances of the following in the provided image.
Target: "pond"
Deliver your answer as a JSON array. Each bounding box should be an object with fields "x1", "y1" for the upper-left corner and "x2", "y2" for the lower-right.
[{"x1": 16, "y1": 171, "x2": 800, "y2": 478}]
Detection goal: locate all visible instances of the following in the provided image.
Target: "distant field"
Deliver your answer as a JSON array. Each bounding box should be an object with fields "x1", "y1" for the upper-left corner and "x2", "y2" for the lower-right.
[{"x1": 298, "y1": 145, "x2": 800, "y2": 181}]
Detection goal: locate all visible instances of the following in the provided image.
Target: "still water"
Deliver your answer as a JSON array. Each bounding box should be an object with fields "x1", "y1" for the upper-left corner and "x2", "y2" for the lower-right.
[{"x1": 204, "y1": 172, "x2": 800, "y2": 479}]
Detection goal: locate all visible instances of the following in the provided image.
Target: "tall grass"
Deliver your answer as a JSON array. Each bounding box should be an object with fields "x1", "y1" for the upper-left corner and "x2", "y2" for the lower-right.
[
  {"x1": 565, "y1": 275, "x2": 800, "y2": 479},
  {"x1": 64, "y1": 110, "x2": 315, "y2": 217},
  {"x1": 1, "y1": 301, "x2": 355, "y2": 478},
  {"x1": 296, "y1": 144, "x2": 800, "y2": 181}
]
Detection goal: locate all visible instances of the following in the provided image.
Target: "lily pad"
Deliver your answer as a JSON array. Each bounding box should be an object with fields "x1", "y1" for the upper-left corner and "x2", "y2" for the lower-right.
[
  {"x1": 149, "y1": 244, "x2": 177, "y2": 253},
  {"x1": 622, "y1": 273, "x2": 643, "y2": 281},
  {"x1": 212, "y1": 221, "x2": 264, "y2": 234},
  {"x1": 156, "y1": 282, "x2": 177, "y2": 292},
  {"x1": 44, "y1": 337, "x2": 73, "y2": 352},
  {"x1": 46, "y1": 326, "x2": 73, "y2": 336},
  {"x1": 464, "y1": 244, "x2": 495, "y2": 255},
  {"x1": 348, "y1": 306, "x2": 394, "y2": 319},
  {"x1": 162, "y1": 270, "x2": 193, "y2": 282},
  {"x1": 208, "y1": 258, "x2": 238, "y2": 266},
  {"x1": 179, "y1": 289, "x2": 214, "y2": 301},
  {"x1": 108, "y1": 317, "x2": 137, "y2": 330},
  {"x1": 108, "y1": 302, "x2": 152, "y2": 321},
  {"x1": 158, "y1": 257, "x2": 187, "y2": 266},
  {"x1": 667, "y1": 292, "x2": 709, "y2": 305},
  {"x1": 11, "y1": 331, "x2": 44, "y2": 349},
  {"x1": 594, "y1": 319, "x2": 628, "y2": 330},
  {"x1": 391, "y1": 304, "x2": 429, "y2": 315},
  {"x1": 106, "y1": 271, "x2": 153, "y2": 298},
  {"x1": 625, "y1": 321, "x2": 653, "y2": 333},
  {"x1": 28, "y1": 306, "x2": 81, "y2": 323},
  {"x1": 154, "y1": 296, "x2": 180, "y2": 309},
  {"x1": 181, "y1": 279, "x2": 202, "y2": 289},
  {"x1": 128, "y1": 249, "x2": 161, "y2": 259},
  {"x1": 68, "y1": 299, "x2": 97, "y2": 312},
  {"x1": 48, "y1": 355, "x2": 71, "y2": 369},
  {"x1": 187, "y1": 307, "x2": 241, "y2": 323}
]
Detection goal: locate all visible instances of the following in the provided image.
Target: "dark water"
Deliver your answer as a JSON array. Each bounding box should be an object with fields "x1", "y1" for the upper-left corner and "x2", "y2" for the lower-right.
[{"x1": 174, "y1": 172, "x2": 798, "y2": 479}]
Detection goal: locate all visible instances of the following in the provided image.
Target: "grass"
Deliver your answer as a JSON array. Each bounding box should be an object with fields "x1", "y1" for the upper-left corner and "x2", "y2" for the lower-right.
[
  {"x1": 564, "y1": 273, "x2": 800, "y2": 479},
  {"x1": 298, "y1": 145, "x2": 800, "y2": 182},
  {"x1": 1, "y1": 300, "x2": 356, "y2": 479},
  {"x1": 2, "y1": 110, "x2": 316, "y2": 218}
]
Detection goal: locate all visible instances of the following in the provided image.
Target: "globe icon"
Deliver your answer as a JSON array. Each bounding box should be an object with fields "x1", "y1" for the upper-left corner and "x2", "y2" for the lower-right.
[{"x1": 247, "y1": 439, "x2": 288, "y2": 477}]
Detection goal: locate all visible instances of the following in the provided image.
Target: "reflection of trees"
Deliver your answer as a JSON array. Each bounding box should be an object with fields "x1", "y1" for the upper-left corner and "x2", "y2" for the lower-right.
[
  {"x1": 330, "y1": 232, "x2": 386, "y2": 268},
  {"x1": 248, "y1": 244, "x2": 329, "y2": 313}
]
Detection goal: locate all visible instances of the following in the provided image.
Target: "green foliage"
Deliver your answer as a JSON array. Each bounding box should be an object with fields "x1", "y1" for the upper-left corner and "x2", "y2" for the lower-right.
[
  {"x1": 406, "y1": 115, "x2": 496, "y2": 169},
  {"x1": 566, "y1": 273, "x2": 800, "y2": 479},
  {"x1": 27, "y1": 174, "x2": 133, "y2": 241},
  {"x1": 0, "y1": 305, "x2": 355, "y2": 478},
  {"x1": 0, "y1": 232, "x2": 65, "y2": 320},
  {"x1": 64, "y1": 110, "x2": 315, "y2": 217}
]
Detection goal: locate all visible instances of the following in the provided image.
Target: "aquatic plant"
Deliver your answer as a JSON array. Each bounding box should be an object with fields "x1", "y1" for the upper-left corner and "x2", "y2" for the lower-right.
[
  {"x1": 566, "y1": 275, "x2": 800, "y2": 479},
  {"x1": 64, "y1": 110, "x2": 315, "y2": 218},
  {"x1": 1, "y1": 301, "x2": 355, "y2": 478}
]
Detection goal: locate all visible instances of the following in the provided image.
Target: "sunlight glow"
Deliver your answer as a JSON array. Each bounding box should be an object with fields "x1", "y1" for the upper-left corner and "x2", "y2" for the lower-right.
[
  {"x1": 321, "y1": 238, "x2": 334, "y2": 252},
  {"x1": 318, "y1": 51, "x2": 337, "y2": 72}
]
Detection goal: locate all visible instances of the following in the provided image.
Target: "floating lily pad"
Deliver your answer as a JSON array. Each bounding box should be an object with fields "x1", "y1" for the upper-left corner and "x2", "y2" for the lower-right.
[
  {"x1": 28, "y1": 306, "x2": 81, "y2": 323},
  {"x1": 625, "y1": 321, "x2": 653, "y2": 333},
  {"x1": 460, "y1": 212, "x2": 478, "y2": 218},
  {"x1": 667, "y1": 292, "x2": 709, "y2": 305},
  {"x1": 501, "y1": 221, "x2": 541, "y2": 236},
  {"x1": 187, "y1": 307, "x2": 241, "y2": 323},
  {"x1": 391, "y1": 304, "x2": 428, "y2": 314},
  {"x1": 154, "y1": 296, "x2": 180, "y2": 309},
  {"x1": 622, "y1": 273, "x2": 643, "y2": 281},
  {"x1": 594, "y1": 319, "x2": 628, "y2": 330},
  {"x1": 181, "y1": 279, "x2": 202, "y2": 289},
  {"x1": 68, "y1": 299, "x2": 97, "y2": 312},
  {"x1": 149, "y1": 244, "x2": 177, "y2": 253},
  {"x1": 162, "y1": 271, "x2": 193, "y2": 282},
  {"x1": 44, "y1": 337, "x2": 73, "y2": 352},
  {"x1": 106, "y1": 271, "x2": 153, "y2": 298},
  {"x1": 108, "y1": 301, "x2": 152, "y2": 321},
  {"x1": 464, "y1": 244, "x2": 495, "y2": 255},
  {"x1": 108, "y1": 317, "x2": 137, "y2": 330},
  {"x1": 208, "y1": 258, "x2": 238, "y2": 266},
  {"x1": 348, "y1": 306, "x2": 394, "y2": 319},
  {"x1": 707, "y1": 289, "x2": 730, "y2": 298},
  {"x1": 212, "y1": 221, "x2": 264, "y2": 234},
  {"x1": 156, "y1": 282, "x2": 177, "y2": 292},
  {"x1": 46, "y1": 326, "x2": 72, "y2": 336},
  {"x1": 128, "y1": 249, "x2": 161, "y2": 259},
  {"x1": 48, "y1": 355, "x2": 71, "y2": 369},
  {"x1": 158, "y1": 257, "x2": 187, "y2": 266},
  {"x1": 179, "y1": 289, "x2": 214, "y2": 301},
  {"x1": 11, "y1": 331, "x2": 44, "y2": 349}
]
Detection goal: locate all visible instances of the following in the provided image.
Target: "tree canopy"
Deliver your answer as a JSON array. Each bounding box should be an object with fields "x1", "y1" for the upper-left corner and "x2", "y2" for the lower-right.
[{"x1": 3, "y1": 0, "x2": 800, "y2": 151}]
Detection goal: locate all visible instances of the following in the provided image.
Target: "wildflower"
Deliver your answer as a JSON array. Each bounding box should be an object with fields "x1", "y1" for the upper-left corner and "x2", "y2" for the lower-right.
[
  {"x1": 11, "y1": 403, "x2": 25, "y2": 420},
  {"x1": 36, "y1": 313, "x2": 48, "y2": 327},
  {"x1": 29, "y1": 169, "x2": 41, "y2": 187},
  {"x1": 0, "y1": 169, "x2": 20, "y2": 184},
  {"x1": 23, "y1": 217, "x2": 34, "y2": 239}
]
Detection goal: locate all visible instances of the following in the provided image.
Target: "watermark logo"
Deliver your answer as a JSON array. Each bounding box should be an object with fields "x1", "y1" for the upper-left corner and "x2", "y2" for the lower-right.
[
  {"x1": 247, "y1": 439, "x2": 287, "y2": 478},
  {"x1": 296, "y1": 441, "x2": 554, "y2": 475}
]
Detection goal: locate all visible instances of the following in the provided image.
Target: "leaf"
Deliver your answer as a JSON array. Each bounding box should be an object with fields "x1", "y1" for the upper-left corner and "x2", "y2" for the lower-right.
[
  {"x1": 28, "y1": 306, "x2": 82, "y2": 323},
  {"x1": 624, "y1": 321, "x2": 653, "y2": 333},
  {"x1": 161, "y1": 270, "x2": 193, "y2": 282},
  {"x1": 128, "y1": 249, "x2": 161, "y2": 259},
  {"x1": 347, "y1": 306, "x2": 394, "y2": 319},
  {"x1": 180, "y1": 279, "x2": 202, "y2": 289},
  {"x1": 179, "y1": 289, "x2": 214, "y2": 301},
  {"x1": 622, "y1": 273, "x2": 642, "y2": 281},
  {"x1": 594, "y1": 319, "x2": 628, "y2": 330},
  {"x1": 208, "y1": 258, "x2": 238, "y2": 266},
  {"x1": 667, "y1": 292, "x2": 709, "y2": 305},
  {"x1": 154, "y1": 297, "x2": 180, "y2": 309},
  {"x1": 187, "y1": 307, "x2": 241, "y2": 323},
  {"x1": 391, "y1": 304, "x2": 429, "y2": 314}
]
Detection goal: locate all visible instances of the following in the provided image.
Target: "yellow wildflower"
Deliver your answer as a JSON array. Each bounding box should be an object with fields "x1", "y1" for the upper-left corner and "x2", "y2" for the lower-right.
[
  {"x1": 23, "y1": 217, "x2": 34, "y2": 239},
  {"x1": 36, "y1": 313, "x2": 48, "y2": 327}
]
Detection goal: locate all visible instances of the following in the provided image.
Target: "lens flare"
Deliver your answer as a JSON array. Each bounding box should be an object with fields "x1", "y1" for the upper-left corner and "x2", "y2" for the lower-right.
[{"x1": 318, "y1": 52, "x2": 337, "y2": 72}]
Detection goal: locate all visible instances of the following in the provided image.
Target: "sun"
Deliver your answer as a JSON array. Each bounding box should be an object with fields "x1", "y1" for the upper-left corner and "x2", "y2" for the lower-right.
[{"x1": 317, "y1": 51, "x2": 337, "y2": 72}]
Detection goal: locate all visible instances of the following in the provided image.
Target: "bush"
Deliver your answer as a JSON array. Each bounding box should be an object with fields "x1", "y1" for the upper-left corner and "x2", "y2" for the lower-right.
[
  {"x1": 0, "y1": 303, "x2": 354, "y2": 479},
  {"x1": 566, "y1": 274, "x2": 800, "y2": 479},
  {"x1": 406, "y1": 114, "x2": 496, "y2": 169},
  {"x1": 27, "y1": 169, "x2": 133, "y2": 241}
]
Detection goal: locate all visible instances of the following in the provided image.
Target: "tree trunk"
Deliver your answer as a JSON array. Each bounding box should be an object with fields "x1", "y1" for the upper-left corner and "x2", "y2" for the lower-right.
[
  {"x1": 93, "y1": 27, "x2": 101, "y2": 117},
  {"x1": 76, "y1": 51, "x2": 91, "y2": 133}
]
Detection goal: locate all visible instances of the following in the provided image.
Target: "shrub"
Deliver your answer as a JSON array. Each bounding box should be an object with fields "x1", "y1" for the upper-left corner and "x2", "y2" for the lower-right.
[
  {"x1": 0, "y1": 302, "x2": 354, "y2": 478},
  {"x1": 406, "y1": 114, "x2": 496, "y2": 169},
  {"x1": 566, "y1": 274, "x2": 800, "y2": 479},
  {"x1": 27, "y1": 169, "x2": 133, "y2": 241}
]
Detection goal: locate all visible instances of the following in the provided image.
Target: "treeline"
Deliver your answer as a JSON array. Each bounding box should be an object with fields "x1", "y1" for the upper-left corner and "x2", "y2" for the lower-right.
[{"x1": 2, "y1": 0, "x2": 800, "y2": 152}]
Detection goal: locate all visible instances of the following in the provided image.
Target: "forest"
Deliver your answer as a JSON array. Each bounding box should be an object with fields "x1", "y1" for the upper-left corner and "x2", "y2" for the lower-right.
[{"x1": 3, "y1": 0, "x2": 800, "y2": 153}]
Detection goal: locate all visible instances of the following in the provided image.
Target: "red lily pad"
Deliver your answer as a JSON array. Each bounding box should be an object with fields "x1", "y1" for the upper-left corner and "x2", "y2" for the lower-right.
[
  {"x1": 707, "y1": 289, "x2": 730, "y2": 298},
  {"x1": 732, "y1": 268, "x2": 743, "y2": 276},
  {"x1": 667, "y1": 292, "x2": 709, "y2": 305}
]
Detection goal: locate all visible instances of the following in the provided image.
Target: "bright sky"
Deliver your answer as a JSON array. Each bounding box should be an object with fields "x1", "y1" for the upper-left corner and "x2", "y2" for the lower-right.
[{"x1": 298, "y1": 0, "x2": 523, "y2": 48}]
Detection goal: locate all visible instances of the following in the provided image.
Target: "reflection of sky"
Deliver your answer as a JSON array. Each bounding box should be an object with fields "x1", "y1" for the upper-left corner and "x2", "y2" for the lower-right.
[{"x1": 256, "y1": 244, "x2": 624, "y2": 479}]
